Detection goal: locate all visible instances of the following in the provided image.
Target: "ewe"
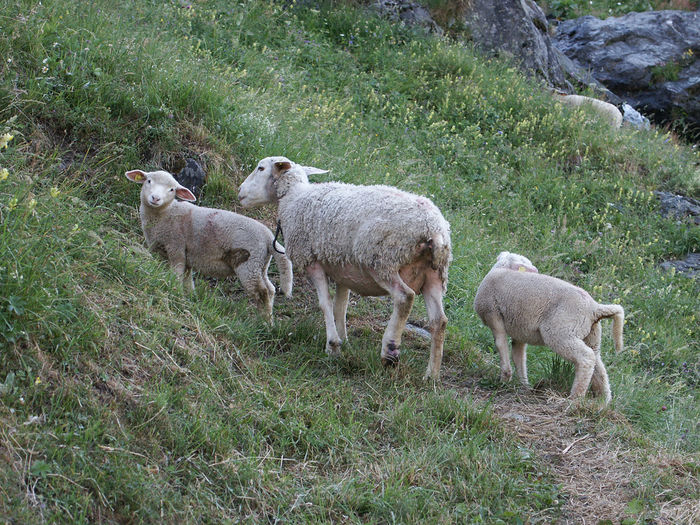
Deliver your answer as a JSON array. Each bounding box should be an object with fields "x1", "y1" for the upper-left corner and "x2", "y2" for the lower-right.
[
  {"x1": 238, "y1": 157, "x2": 452, "y2": 379},
  {"x1": 474, "y1": 252, "x2": 624, "y2": 403},
  {"x1": 126, "y1": 169, "x2": 292, "y2": 322}
]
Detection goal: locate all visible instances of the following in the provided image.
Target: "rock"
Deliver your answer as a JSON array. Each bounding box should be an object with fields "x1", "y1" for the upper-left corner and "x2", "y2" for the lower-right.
[
  {"x1": 622, "y1": 103, "x2": 651, "y2": 130},
  {"x1": 655, "y1": 191, "x2": 700, "y2": 225},
  {"x1": 459, "y1": 0, "x2": 572, "y2": 91},
  {"x1": 174, "y1": 158, "x2": 207, "y2": 200},
  {"x1": 660, "y1": 253, "x2": 700, "y2": 278},
  {"x1": 369, "y1": 1, "x2": 443, "y2": 35},
  {"x1": 553, "y1": 11, "x2": 700, "y2": 137}
]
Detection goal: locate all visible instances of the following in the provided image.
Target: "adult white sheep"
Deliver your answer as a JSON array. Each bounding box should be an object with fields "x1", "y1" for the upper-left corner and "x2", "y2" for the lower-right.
[
  {"x1": 238, "y1": 156, "x2": 452, "y2": 380},
  {"x1": 557, "y1": 94, "x2": 623, "y2": 129},
  {"x1": 126, "y1": 169, "x2": 293, "y2": 322},
  {"x1": 473, "y1": 251, "x2": 624, "y2": 404}
]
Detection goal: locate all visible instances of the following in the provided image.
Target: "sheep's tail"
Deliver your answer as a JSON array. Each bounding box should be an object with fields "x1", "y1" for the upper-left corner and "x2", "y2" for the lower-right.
[
  {"x1": 426, "y1": 232, "x2": 452, "y2": 289},
  {"x1": 270, "y1": 241, "x2": 293, "y2": 298},
  {"x1": 595, "y1": 304, "x2": 624, "y2": 353}
]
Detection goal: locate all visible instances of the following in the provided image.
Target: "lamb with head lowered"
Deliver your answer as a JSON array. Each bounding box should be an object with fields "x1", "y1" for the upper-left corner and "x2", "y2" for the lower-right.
[
  {"x1": 238, "y1": 156, "x2": 452, "y2": 380},
  {"x1": 473, "y1": 251, "x2": 624, "y2": 404},
  {"x1": 126, "y1": 168, "x2": 292, "y2": 322}
]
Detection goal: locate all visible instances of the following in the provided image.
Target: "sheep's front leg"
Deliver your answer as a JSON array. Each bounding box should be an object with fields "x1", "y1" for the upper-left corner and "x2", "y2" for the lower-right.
[
  {"x1": 306, "y1": 262, "x2": 342, "y2": 356},
  {"x1": 422, "y1": 271, "x2": 447, "y2": 380},
  {"x1": 334, "y1": 285, "x2": 350, "y2": 342},
  {"x1": 170, "y1": 254, "x2": 194, "y2": 293},
  {"x1": 375, "y1": 273, "x2": 415, "y2": 367}
]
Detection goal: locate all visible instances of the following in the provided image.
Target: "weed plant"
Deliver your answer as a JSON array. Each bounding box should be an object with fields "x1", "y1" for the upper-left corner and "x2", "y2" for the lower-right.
[{"x1": 0, "y1": 0, "x2": 698, "y2": 522}]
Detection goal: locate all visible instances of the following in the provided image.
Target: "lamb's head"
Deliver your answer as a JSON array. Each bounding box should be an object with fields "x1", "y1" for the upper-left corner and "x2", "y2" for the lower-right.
[
  {"x1": 125, "y1": 169, "x2": 196, "y2": 210},
  {"x1": 238, "y1": 156, "x2": 328, "y2": 208},
  {"x1": 492, "y1": 251, "x2": 538, "y2": 273}
]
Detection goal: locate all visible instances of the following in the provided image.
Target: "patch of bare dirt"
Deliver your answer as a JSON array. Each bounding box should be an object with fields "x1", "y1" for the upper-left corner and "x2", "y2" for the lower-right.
[{"x1": 442, "y1": 369, "x2": 699, "y2": 524}]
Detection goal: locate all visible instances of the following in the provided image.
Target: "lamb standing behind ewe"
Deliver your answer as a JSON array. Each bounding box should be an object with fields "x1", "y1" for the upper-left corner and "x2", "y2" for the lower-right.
[
  {"x1": 126, "y1": 169, "x2": 293, "y2": 322},
  {"x1": 473, "y1": 252, "x2": 624, "y2": 403},
  {"x1": 238, "y1": 157, "x2": 452, "y2": 380}
]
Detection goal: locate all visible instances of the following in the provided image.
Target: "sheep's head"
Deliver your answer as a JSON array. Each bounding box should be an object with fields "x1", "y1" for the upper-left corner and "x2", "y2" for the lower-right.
[
  {"x1": 492, "y1": 251, "x2": 538, "y2": 273},
  {"x1": 238, "y1": 156, "x2": 328, "y2": 208},
  {"x1": 126, "y1": 169, "x2": 196, "y2": 210}
]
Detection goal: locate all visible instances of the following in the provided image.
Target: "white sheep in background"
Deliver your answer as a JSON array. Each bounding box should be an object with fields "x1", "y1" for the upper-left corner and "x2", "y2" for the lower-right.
[
  {"x1": 557, "y1": 94, "x2": 623, "y2": 129},
  {"x1": 473, "y1": 251, "x2": 624, "y2": 404},
  {"x1": 238, "y1": 156, "x2": 452, "y2": 380},
  {"x1": 126, "y1": 169, "x2": 293, "y2": 322}
]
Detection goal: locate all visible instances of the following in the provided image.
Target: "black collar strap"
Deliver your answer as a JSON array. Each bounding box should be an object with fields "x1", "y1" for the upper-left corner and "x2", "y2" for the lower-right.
[{"x1": 273, "y1": 220, "x2": 285, "y2": 254}]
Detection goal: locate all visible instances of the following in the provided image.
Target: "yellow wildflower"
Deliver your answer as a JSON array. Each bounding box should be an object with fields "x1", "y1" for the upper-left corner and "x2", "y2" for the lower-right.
[
  {"x1": 50, "y1": 186, "x2": 60, "y2": 198},
  {"x1": 0, "y1": 168, "x2": 8, "y2": 181},
  {"x1": 8, "y1": 197, "x2": 18, "y2": 211},
  {"x1": 0, "y1": 132, "x2": 14, "y2": 149}
]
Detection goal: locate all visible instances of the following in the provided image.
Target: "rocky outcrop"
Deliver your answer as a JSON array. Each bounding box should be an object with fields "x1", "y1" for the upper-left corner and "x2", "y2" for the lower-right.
[
  {"x1": 554, "y1": 11, "x2": 700, "y2": 136},
  {"x1": 459, "y1": 0, "x2": 572, "y2": 91},
  {"x1": 369, "y1": 1, "x2": 443, "y2": 35}
]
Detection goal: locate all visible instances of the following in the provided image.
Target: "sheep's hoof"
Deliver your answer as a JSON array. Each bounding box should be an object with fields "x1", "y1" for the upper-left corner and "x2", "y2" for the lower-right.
[
  {"x1": 381, "y1": 342, "x2": 400, "y2": 367},
  {"x1": 500, "y1": 370, "x2": 513, "y2": 382},
  {"x1": 325, "y1": 340, "x2": 342, "y2": 357}
]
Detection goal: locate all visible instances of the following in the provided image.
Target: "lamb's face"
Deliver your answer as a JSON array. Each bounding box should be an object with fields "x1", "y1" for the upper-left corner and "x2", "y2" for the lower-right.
[
  {"x1": 238, "y1": 156, "x2": 290, "y2": 208},
  {"x1": 125, "y1": 169, "x2": 196, "y2": 209},
  {"x1": 493, "y1": 251, "x2": 538, "y2": 273}
]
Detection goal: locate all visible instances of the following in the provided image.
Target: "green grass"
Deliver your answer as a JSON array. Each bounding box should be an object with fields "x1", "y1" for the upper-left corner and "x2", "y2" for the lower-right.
[{"x1": 1, "y1": 0, "x2": 698, "y2": 522}]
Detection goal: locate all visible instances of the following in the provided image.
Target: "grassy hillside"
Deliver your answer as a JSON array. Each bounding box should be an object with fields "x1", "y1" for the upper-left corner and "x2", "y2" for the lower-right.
[{"x1": 1, "y1": 0, "x2": 698, "y2": 522}]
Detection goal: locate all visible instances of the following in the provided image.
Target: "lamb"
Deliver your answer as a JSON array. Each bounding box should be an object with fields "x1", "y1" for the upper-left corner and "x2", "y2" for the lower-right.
[
  {"x1": 557, "y1": 94, "x2": 623, "y2": 129},
  {"x1": 126, "y1": 168, "x2": 293, "y2": 322},
  {"x1": 473, "y1": 251, "x2": 624, "y2": 403},
  {"x1": 238, "y1": 156, "x2": 452, "y2": 380}
]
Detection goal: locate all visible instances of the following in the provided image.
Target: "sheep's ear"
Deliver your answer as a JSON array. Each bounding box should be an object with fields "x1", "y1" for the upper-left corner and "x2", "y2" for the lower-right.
[
  {"x1": 126, "y1": 170, "x2": 147, "y2": 183},
  {"x1": 176, "y1": 186, "x2": 196, "y2": 202},
  {"x1": 274, "y1": 161, "x2": 292, "y2": 172},
  {"x1": 302, "y1": 166, "x2": 329, "y2": 176}
]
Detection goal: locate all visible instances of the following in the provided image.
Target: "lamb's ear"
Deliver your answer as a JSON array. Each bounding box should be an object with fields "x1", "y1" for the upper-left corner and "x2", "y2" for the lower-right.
[
  {"x1": 302, "y1": 166, "x2": 329, "y2": 176},
  {"x1": 274, "y1": 161, "x2": 292, "y2": 172},
  {"x1": 125, "y1": 170, "x2": 147, "y2": 183},
  {"x1": 516, "y1": 264, "x2": 538, "y2": 273},
  {"x1": 176, "y1": 186, "x2": 196, "y2": 202}
]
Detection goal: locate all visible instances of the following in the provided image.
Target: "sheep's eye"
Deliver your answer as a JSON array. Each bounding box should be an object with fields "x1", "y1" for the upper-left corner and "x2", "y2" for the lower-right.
[
  {"x1": 170, "y1": 188, "x2": 174, "y2": 192},
  {"x1": 257, "y1": 166, "x2": 263, "y2": 171},
  {"x1": 146, "y1": 179, "x2": 151, "y2": 184}
]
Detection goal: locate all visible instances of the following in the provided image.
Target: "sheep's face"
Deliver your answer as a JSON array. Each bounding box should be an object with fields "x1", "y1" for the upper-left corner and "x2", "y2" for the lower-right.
[
  {"x1": 239, "y1": 156, "x2": 328, "y2": 208},
  {"x1": 238, "y1": 157, "x2": 284, "y2": 208},
  {"x1": 126, "y1": 169, "x2": 196, "y2": 210},
  {"x1": 493, "y1": 251, "x2": 538, "y2": 273}
]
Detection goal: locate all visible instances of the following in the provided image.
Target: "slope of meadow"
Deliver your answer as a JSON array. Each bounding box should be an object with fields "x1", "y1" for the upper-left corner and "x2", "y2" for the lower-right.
[{"x1": 0, "y1": 0, "x2": 698, "y2": 522}]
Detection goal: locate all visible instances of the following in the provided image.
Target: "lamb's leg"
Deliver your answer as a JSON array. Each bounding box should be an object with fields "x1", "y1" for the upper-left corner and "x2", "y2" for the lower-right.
[
  {"x1": 306, "y1": 262, "x2": 342, "y2": 356},
  {"x1": 511, "y1": 340, "x2": 529, "y2": 387},
  {"x1": 183, "y1": 267, "x2": 195, "y2": 293},
  {"x1": 543, "y1": 331, "x2": 596, "y2": 399},
  {"x1": 333, "y1": 285, "x2": 350, "y2": 342},
  {"x1": 422, "y1": 270, "x2": 447, "y2": 380},
  {"x1": 372, "y1": 271, "x2": 415, "y2": 366},
  {"x1": 589, "y1": 354, "x2": 612, "y2": 404},
  {"x1": 483, "y1": 312, "x2": 512, "y2": 382},
  {"x1": 584, "y1": 323, "x2": 611, "y2": 403},
  {"x1": 236, "y1": 262, "x2": 273, "y2": 323}
]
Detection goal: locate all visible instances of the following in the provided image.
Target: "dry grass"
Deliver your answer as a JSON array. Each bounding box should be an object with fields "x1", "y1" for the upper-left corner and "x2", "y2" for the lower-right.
[{"x1": 441, "y1": 366, "x2": 699, "y2": 524}]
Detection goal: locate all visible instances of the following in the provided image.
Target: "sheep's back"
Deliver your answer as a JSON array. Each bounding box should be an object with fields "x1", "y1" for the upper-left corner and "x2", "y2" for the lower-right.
[{"x1": 280, "y1": 182, "x2": 451, "y2": 276}]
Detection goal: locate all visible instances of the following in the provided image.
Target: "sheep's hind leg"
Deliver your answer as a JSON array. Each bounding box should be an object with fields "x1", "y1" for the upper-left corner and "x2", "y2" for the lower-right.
[
  {"x1": 372, "y1": 272, "x2": 415, "y2": 367},
  {"x1": 334, "y1": 285, "x2": 350, "y2": 342},
  {"x1": 421, "y1": 271, "x2": 447, "y2": 380},
  {"x1": 543, "y1": 329, "x2": 596, "y2": 399},
  {"x1": 483, "y1": 312, "x2": 512, "y2": 382},
  {"x1": 236, "y1": 260, "x2": 274, "y2": 324},
  {"x1": 306, "y1": 262, "x2": 342, "y2": 356},
  {"x1": 511, "y1": 340, "x2": 530, "y2": 388}
]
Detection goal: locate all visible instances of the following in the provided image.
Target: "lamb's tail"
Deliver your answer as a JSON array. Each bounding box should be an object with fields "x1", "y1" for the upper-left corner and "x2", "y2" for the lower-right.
[
  {"x1": 270, "y1": 240, "x2": 293, "y2": 298},
  {"x1": 595, "y1": 303, "x2": 624, "y2": 353}
]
